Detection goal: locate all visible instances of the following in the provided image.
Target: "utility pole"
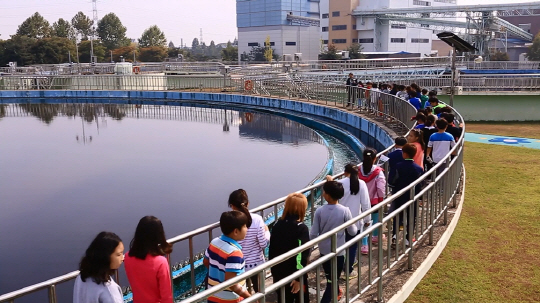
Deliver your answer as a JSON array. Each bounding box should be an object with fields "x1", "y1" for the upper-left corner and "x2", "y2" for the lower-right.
[
  {"x1": 200, "y1": 28, "x2": 203, "y2": 45},
  {"x1": 90, "y1": 0, "x2": 99, "y2": 64}
]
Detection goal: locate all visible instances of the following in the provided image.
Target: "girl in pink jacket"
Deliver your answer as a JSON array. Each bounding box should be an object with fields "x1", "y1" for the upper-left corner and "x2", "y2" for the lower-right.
[{"x1": 358, "y1": 148, "x2": 386, "y2": 244}]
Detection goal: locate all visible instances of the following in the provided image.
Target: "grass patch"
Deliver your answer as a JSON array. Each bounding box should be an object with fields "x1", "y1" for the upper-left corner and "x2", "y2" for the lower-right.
[
  {"x1": 466, "y1": 122, "x2": 540, "y2": 140},
  {"x1": 407, "y1": 142, "x2": 540, "y2": 303}
]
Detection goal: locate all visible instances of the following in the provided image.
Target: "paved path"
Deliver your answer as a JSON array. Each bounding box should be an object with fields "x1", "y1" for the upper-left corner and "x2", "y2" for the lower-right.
[{"x1": 466, "y1": 133, "x2": 540, "y2": 149}]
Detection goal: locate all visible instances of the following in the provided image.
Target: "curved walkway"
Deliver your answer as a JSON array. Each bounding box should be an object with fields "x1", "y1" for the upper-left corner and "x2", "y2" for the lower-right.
[{"x1": 466, "y1": 132, "x2": 540, "y2": 149}]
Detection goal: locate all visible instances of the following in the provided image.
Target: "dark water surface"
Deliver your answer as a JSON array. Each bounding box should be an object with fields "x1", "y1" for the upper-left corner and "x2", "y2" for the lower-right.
[{"x1": 0, "y1": 103, "x2": 331, "y2": 299}]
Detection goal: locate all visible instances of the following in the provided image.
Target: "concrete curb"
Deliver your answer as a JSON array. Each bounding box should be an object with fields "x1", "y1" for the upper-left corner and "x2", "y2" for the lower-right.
[{"x1": 386, "y1": 165, "x2": 467, "y2": 303}]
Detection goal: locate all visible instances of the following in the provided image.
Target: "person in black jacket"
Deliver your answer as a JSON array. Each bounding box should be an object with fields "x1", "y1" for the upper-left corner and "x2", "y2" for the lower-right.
[
  {"x1": 269, "y1": 193, "x2": 311, "y2": 303},
  {"x1": 346, "y1": 73, "x2": 358, "y2": 107},
  {"x1": 390, "y1": 144, "x2": 424, "y2": 248}
]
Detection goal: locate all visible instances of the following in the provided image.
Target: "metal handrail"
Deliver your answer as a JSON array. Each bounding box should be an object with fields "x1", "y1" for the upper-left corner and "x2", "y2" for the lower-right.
[{"x1": 0, "y1": 80, "x2": 461, "y2": 303}]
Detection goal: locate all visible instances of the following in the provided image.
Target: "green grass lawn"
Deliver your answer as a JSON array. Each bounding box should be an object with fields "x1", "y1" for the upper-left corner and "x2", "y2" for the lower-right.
[{"x1": 407, "y1": 142, "x2": 540, "y2": 303}]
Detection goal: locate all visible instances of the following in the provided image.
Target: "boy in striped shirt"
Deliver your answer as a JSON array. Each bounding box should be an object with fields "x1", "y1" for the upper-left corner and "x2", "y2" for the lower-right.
[{"x1": 204, "y1": 211, "x2": 251, "y2": 303}]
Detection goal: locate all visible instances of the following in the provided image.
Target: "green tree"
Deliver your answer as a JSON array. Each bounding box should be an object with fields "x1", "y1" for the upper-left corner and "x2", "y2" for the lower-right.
[
  {"x1": 491, "y1": 51, "x2": 510, "y2": 61},
  {"x1": 71, "y1": 12, "x2": 93, "y2": 40},
  {"x1": 111, "y1": 45, "x2": 138, "y2": 62},
  {"x1": 347, "y1": 43, "x2": 365, "y2": 59},
  {"x1": 191, "y1": 38, "x2": 199, "y2": 49},
  {"x1": 221, "y1": 41, "x2": 238, "y2": 62},
  {"x1": 78, "y1": 40, "x2": 106, "y2": 63},
  {"x1": 208, "y1": 40, "x2": 219, "y2": 58},
  {"x1": 31, "y1": 37, "x2": 76, "y2": 64},
  {"x1": 16, "y1": 12, "x2": 51, "y2": 39},
  {"x1": 264, "y1": 36, "x2": 273, "y2": 62},
  {"x1": 139, "y1": 25, "x2": 166, "y2": 48},
  {"x1": 97, "y1": 13, "x2": 130, "y2": 50},
  {"x1": 0, "y1": 36, "x2": 37, "y2": 66},
  {"x1": 247, "y1": 45, "x2": 278, "y2": 62},
  {"x1": 526, "y1": 32, "x2": 540, "y2": 61},
  {"x1": 319, "y1": 43, "x2": 339, "y2": 60},
  {"x1": 51, "y1": 18, "x2": 75, "y2": 40},
  {"x1": 139, "y1": 46, "x2": 167, "y2": 62}
]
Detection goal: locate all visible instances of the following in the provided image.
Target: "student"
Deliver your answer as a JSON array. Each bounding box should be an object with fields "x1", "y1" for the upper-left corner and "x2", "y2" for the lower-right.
[
  {"x1": 407, "y1": 129, "x2": 425, "y2": 169},
  {"x1": 408, "y1": 96, "x2": 422, "y2": 110},
  {"x1": 228, "y1": 189, "x2": 269, "y2": 293},
  {"x1": 396, "y1": 85, "x2": 408, "y2": 100},
  {"x1": 326, "y1": 163, "x2": 371, "y2": 266},
  {"x1": 420, "y1": 89, "x2": 429, "y2": 108},
  {"x1": 427, "y1": 119, "x2": 457, "y2": 174},
  {"x1": 414, "y1": 113, "x2": 427, "y2": 129},
  {"x1": 387, "y1": 137, "x2": 407, "y2": 190},
  {"x1": 124, "y1": 216, "x2": 173, "y2": 303},
  {"x1": 310, "y1": 181, "x2": 357, "y2": 303},
  {"x1": 389, "y1": 83, "x2": 398, "y2": 95},
  {"x1": 410, "y1": 83, "x2": 422, "y2": 98},
  {"x1": 73, "y1": 232, "x2": 125, "y2": 303},
  {"x1": 269, "y1": 193, "x2": 311, "y2": 303},
  {"x1": 389, "y1": 144, "x2": 424, "y2": 247},
  {"x1": 346, "y1": 73, "x2": 357, "y2": 107},
  {"x1": 429, "y1": 97, "x2": 446, "y2": 112},
  {"x1": 204, "y1": 211, "x2": 251, "y2": 303},
  {"x1": 440, "y1": 113, "x2": 462, "y2": 141},
  {"x1": 358, "y1": 148, "x2": 386, "y2": 244}
]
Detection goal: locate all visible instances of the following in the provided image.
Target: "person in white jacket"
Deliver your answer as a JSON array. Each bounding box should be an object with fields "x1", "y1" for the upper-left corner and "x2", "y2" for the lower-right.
[{"x1": 326, "y1": 163, "x2": 371, "y2": 277}]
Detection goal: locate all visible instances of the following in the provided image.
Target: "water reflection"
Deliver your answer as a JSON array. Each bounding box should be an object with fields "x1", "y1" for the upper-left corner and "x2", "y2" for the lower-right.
[{"x1": 4, "y1": 103, "x2": 326, "y2": 147}]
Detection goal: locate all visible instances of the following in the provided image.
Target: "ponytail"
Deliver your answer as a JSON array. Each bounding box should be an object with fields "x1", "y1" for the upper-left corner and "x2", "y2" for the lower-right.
[
  {"x1": 228, "y1": 189, "x2": 252, "y2": 228},
  {"x1": 362, "y1": 148, "x2": 377, "y2": 176},
  {"x1": 344, "y1": 163, "x2": 360, "y2": 195}
]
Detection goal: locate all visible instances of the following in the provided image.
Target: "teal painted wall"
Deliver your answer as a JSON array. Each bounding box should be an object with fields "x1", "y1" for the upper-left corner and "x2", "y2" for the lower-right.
[{"x1": 438, "y1": 94, "x2": 540, "y2": 121}]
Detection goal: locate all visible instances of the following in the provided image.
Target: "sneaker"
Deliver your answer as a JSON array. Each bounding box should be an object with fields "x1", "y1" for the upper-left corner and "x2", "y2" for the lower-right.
[
  {"x1": 371, "y1": 234, "x2": 386, "y2": 245},
  {"x1": 405, "y1": 239, "x2": 410, "y2": 247},
  {"x1": 348, "y1": 270, "x2": 358, "y2": 280},
  {"x1": 337, "y1": 288, "x2": 343, "y2": 301},
  {"x1": 391, "y1": 236, "x2": 396, "y2": 249},
  {"x1": 399, "y1": 225, "x2": 404, "y2": 231},
  {"x1": 360, "y1": 245, "x2": 369, "y2": 255}
]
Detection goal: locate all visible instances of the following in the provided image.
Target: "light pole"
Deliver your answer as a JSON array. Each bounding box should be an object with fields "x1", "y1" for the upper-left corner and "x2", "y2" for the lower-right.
[{"x1": 436, "y1": 32, "x2": 477, "y2": 108}]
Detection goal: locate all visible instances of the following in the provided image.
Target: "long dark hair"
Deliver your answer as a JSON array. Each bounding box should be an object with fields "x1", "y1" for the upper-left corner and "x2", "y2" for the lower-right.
[
  {"x1": 344, "y1": 163, "x2": 360, "y2": 195},
  {"x1": 228, "y1": 189, "x2": 253, "y2": 228},
  {"x1": 362, "y1": 148, "x2": 378, "y2": 175},
  {"x1": 79, "y1": 231, "x2": 122, "y2": 284},
  {"x1": 128, "y1": 216, "x2": 172, "y2": 259}
]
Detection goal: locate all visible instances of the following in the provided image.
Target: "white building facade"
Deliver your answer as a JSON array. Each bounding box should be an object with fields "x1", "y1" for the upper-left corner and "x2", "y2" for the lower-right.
[
  {"x1": 320, "y1": 0, "x2": 457, "y2": 54},
  {"x1": 236, "y1": 0, "x2": 321, "y2": 61}
]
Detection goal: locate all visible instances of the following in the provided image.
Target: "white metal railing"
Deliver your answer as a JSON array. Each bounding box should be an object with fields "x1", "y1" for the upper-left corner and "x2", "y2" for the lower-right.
[{"x1": 0, "y1": 81, "x2": 462, "y2": 303}]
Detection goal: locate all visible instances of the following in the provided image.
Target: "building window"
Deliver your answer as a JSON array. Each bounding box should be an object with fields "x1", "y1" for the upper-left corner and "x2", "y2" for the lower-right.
[
  {"x1": 332, "y1": 11, "x2": 340, "y2": 17},
  {"x1": 285, "y1": 42, "x2": 296, "y2": 46},
  {"x1": 411, "y1": 38, "x2": 430, "y2": 43},
  {"x1": 413, "y1": 0, "x2": 431, "y2": 6},
  {"x1": 247, "y1": 42, "x2": 259, "y2": 47},
  {"x1": 391, "y1": 38, "x2": 406, "y2": 43},
  {"x1": 421, "y1": 24, "x2": 430, "y2": 28},
  {"x1": 352, "y1": 39, "x2": 358, "y2": 43},
  {"x1": 322, "y1": 27, "x2": 328, "y2": 32},
  {"x1": 353, "y1": 24, "x2": 357, "y2": 29},
  {"x1": 391, "y1": 24, "x2": 406, "y2": 29},
  {"x1": 332, "y1": 25, "x2": 347, "y2": 30},
  {"x1": 268, "y1": 42, "x2": 275, "y2": 46},
  {"x1": 358, "y1": 38, "x2": 374, "y2": 43},
  {"x1": 323, "y1": 40, "x2": 329, "y2": 44},
  {"x1": 322, "y1": 13, "x2": 329, "y2": 18},
  {"x1": 434, "y1": 0, "x2": 455, "y2": 3},
  {"x1": 332, "y1": 39, "x2": 346, "y2": 44}
]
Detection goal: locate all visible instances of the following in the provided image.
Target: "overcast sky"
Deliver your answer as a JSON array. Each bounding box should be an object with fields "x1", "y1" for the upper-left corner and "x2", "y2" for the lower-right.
[{"x1": 0, "y1": 0, "x2": 538, "y2": 46}]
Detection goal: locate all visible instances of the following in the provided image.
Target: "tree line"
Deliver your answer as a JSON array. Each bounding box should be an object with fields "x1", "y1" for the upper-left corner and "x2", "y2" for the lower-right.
[{"x1": 0, "y1": 12, "x2": 239, "y2": 66}]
